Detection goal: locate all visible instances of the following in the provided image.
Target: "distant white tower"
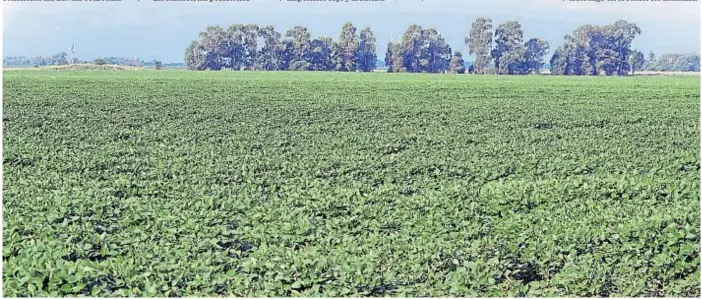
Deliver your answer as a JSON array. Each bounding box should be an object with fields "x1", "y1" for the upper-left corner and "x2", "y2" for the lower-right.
[{"x1": 68, "y1": 44, "x2": 76, "y2": 64}]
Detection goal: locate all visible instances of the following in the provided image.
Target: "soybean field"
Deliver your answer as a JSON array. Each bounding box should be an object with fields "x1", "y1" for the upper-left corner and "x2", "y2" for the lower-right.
[{"x1": 3, "y1": 71, "x2": 700, "y2": 296}]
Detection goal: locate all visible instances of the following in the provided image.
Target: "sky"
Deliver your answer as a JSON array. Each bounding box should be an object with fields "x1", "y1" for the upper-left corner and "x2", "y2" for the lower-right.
[{"x1": 3, "y1": 0, "x2": 701, "y2": 63}]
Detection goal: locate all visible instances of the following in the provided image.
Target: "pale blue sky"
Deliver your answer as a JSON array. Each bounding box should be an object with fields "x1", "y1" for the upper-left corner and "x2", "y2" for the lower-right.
[{"x1": 3, "y1": 0, "x2": 700, "y2": 62}]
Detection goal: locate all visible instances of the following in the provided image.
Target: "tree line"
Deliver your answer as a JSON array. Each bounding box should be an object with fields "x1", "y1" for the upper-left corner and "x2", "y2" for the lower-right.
[
  {"x1": 185, "y1": 19, "x2": 550, "y2": 74},
  {"x1": 2, "y1": 55, "x2": 146, "y2": 68},
  {"x1": 644, "y1": 53, "x2": 700, "y2": 72},
  {"x1": 3, "y1": 53, "x2": 70, "y2": 67},
  {"x1": 4, "y1": 18, "x2": 699, "y2": 75},
  {"x1": 184, "y1": 18, "x2": 701, "y2": 75},
  {"x1": 185, "y1": 22, "x2": 377, "y2": 72},
  {"x1": 384, "y1": 19, "x2": 550, "y2": 74},
  {"x1": 550, "y1": 20, "x2": 646, "y2": 76}
]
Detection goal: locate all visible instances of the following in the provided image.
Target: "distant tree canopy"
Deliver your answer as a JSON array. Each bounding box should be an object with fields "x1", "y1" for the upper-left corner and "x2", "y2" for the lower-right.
[
  {"x1": 184, "y1": 19, "x2": 551, "y2": 75},
  {"x1": 466, "y1": 18, "x2": 493, "y2": 74},
  {"x1": 385, "y1": 25, "x2": 452, "y2": 73},
  {"x1": 10, "y1": 19, "x2": 690, "y2": 76},
  {"x1": 184, "y1": 22, "x2": 377, "y2": 72},
  {"x1": 550, "y1": 20, "x2": 641, "y2": 76},
  {"x1": 97, "y1": 57, "x2": 144, "y2": 67},
  {"x1": 3, "y1": 52, "x2": 68, "y2": 68},
  {"x1": 492, "y1": 21, "x2": 526, "y2": 75},
  {"x1": 181, "y1": 19, "x2": 699, "y2": 76},
  {"x1": 628, "y1": 49, "x2": 645, "y2": 75},
  {"x1": 153, "y1": 60, "x2": 164, "y2": 70},
  {"x1": 2, "y1": 54, "x2": 145, "y2": 68},
  {"x1": 645, "y1": 53, "x2": 700, "y2": 72},
  {"x1": 449, "y1": 51, "x2": 466, "y2": 74}
]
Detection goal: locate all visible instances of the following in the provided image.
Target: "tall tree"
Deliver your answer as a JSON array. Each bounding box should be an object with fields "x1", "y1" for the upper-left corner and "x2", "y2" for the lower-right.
[
  {"x1": 198, "y1": 25, "x2": 228, "y2": 70},
  {"x1": 550, "y1": 21, "x2": 642, "y2": 76},
  {"x1": 285, "y1": 26, "x2": 312, "y2": 71},
  {"x1": 399, "y1": 24, "x2": 424, "y2": 72},
  {"x1": 645, "y1": 51, "x2": 656, "y2": 71},
  {"x1": 185, "y1": 40, "x2": 206, "y2": 70},
  {"x1": 356, "y1": 27, "x2": 377, "y2": 72},
  {"x1": 242, "y1": 24, "x2": 260, "y2": 70},
  {"x1": 648, "y1": 51, "x2": 656, "y2": 63},
  {"x1": 420, "y1": 28, "x2": 452, "y2": 73},
  {"x1": 336, "y1": 22, "x2": 359, "y2": 71},
  {"x1": 258, "y1": 25, "x2": 283, "y2": 71},
  {"x1": 549, "y1": 46, "x2": 567, "y2": 75},
  {"x1": 279, "y1": 40, "x2": 295, "y2": 71},
  {"x1": 391, "y1": 42, "x2": 404, "y2": 72},
  {"x1": 573, "y1": 24, "x2": 601, "y2": 75},
  {"x1": 309, "y1": 36, "x2": 335, "y2": 71},
  {"x1": 386, "y1": 25, "x2": 451, "y2": 73},
  {"x1": 610, "y1": 20, "x2": 641, "y2": 76},
  {"x1": 466, "y1": 18, "x2": 493, "y2": 74},
  {"x1": 550, "y1": 34, "x2": 588, "y2": 76},
  {"x1": 563, "y1": 34, "x2": 590, "y2": 75},
  {"x1": 225, "y1": 24, "x2": 246, "y2": 70},
  {"x1": 384, "y1": 42, "x2": 395, "y2": 72},
  {"x1": 523, "y1": 38, "x2": 549, "y2": 74},
  {"x1": 628, "y1": 49, "x2": 645, "y2": 75},
  {"x1": 492, "y1": 21, "x2": 525, "y2": 75},
  {"x1": 385, "y1": 42, "x2": 405, "y2": 73},
  {"x1": 449, "y1": 51, "x2": 466, "y2": 74}
]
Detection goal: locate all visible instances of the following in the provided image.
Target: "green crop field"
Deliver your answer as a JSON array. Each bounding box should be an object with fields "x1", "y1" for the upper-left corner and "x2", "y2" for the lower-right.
[{"x1": 3, "y1": 71, "x2": 700, "y2": 297}]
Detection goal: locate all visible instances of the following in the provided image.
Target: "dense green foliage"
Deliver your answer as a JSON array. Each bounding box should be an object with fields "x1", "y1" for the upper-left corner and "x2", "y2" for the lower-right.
[
  {"x1": 185, "y1": 19, "x2": 551, "y2": 74},
  {"x1": 6, "y1": 18, "x2": 698, "y2": 75},
  {"x1": 385, "y1": 25, "x2": 452, "y2": 73},
  {"x1": 383, "y1": 20, "x2": 547, "y2": 75},
  {"x1": 449, "y1": 51, "x2": 466, "y2": 74},
  {"x1": 465, "y1": 17, "x2": 494, "y2": 74},
  {"x1": 550, "y1": 21, "x2": 642, "y2": 76},
  {"x1": 185, "y1": 22, "x2": 377, "y2": 72},
  {"x1": 188, "y1": 18, "x2": 702, "y2": 76},
  {"x1": 3, "y1": 71, "x2": 700, "y2": 297},
  {"x1": 646, "y1": 53, "x2": 701, "y2": 72},
  {"x1": 629, "y1": 50, "x2": 646, "y2": 75}
]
